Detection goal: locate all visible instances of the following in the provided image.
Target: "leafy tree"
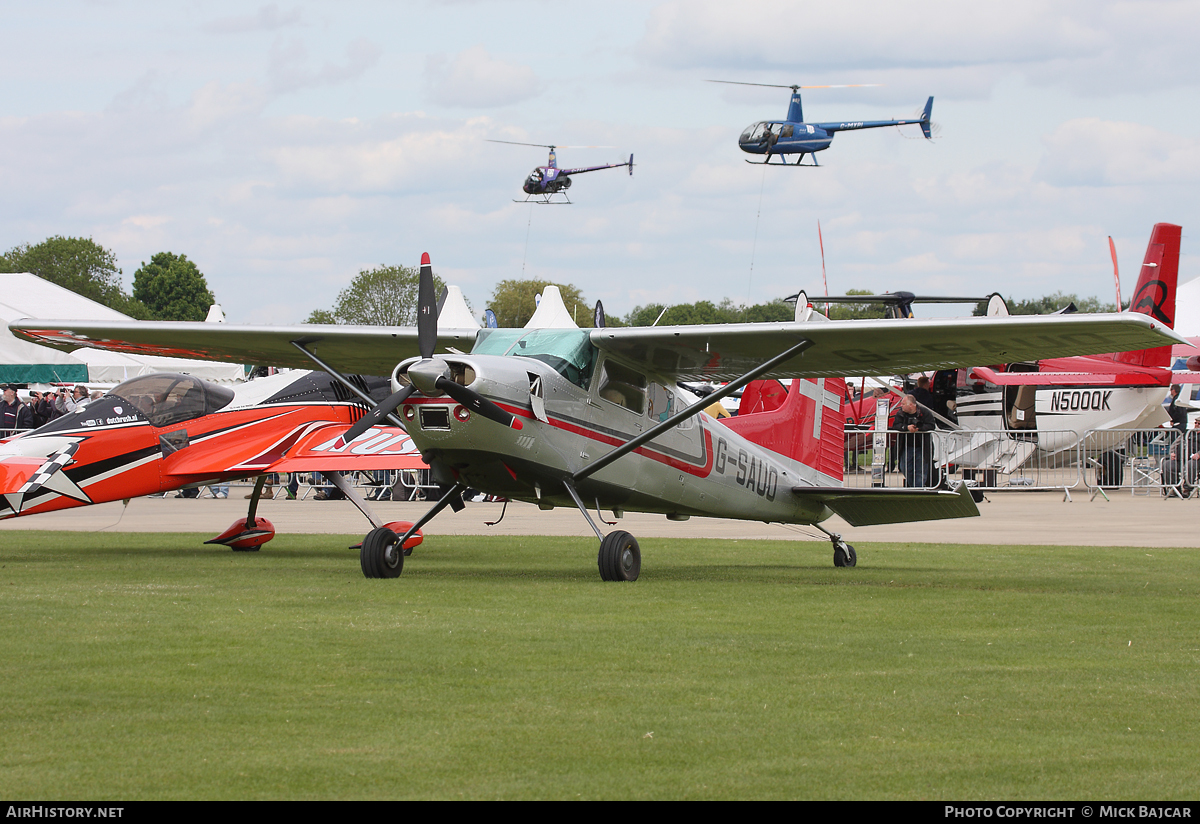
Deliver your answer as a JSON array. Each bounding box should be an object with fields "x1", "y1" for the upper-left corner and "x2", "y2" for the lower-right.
[
  {"x1": 132, "y1": 252, "x2": 216, "y2": 321},
  {"x1": 307, "y1": 264, "x2": 446, "y2": 326},
  {"x1": 0, "y1": 235, "x2": 151, "y2": 317},
  {"x1": 623, "y1": 297, "x2": 796, "y2": 326},
  {"x1": 305, "y1": 308, "x2": 337, "y2": 324},
  {"x1": 489, "y1": 279, "x2": 590, "y2": 328},
  {"x1": 822, "y1": 289, "x2": 889, "y2": 320}
]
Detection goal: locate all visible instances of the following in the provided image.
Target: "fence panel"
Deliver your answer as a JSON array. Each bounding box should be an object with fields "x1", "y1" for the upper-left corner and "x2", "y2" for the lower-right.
[
  {"x1": 844, "y1": 427, "x2": 1086, "y2": 491},
  {"x1": 1081, "y1": 428, "x2": 1189, "y2": 496}
]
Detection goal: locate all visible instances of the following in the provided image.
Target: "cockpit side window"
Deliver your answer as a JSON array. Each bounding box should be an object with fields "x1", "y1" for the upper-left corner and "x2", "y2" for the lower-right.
[
  {"x1": 597, "y1": 359, "x2": 646, "y2": 414},
  {"x1": 110, "y1": 373, "x2": 235, "y2": 428}
]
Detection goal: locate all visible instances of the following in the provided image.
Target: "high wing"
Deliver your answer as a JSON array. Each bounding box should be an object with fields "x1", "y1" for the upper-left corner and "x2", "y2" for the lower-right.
[
  {"x1": 9, "y1": 313, "x2": 1185, "y2": 381},
  {"x1": 587, "y1": 314, "x2": 1187, "y2": 381},
  {"x1": 8, "y1": 321, "x2": 482, "y2": 378}
]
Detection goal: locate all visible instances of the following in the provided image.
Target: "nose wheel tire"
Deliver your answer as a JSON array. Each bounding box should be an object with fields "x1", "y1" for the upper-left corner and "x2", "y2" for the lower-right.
[
  {"x1": 361, "y1": 527, "x2": 405, "y2": 579},
  {"x1": 598, "y1": 530, "x2": 641, "y2": 582}
]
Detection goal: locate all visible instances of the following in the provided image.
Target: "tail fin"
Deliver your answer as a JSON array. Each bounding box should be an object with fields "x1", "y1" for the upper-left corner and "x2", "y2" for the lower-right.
[
  {"x1": 720, "y1": 377, "x2": 845, "y2": 483},
  {"x1": 787, "y1": 91, "x2": 804, "y2": 123},
  {"x1": 920, "y1": 97, "x2": 934, "y2": 139},
  {"x1": 1116, "y1": 222, "x2": 1181, "y2": 369}
]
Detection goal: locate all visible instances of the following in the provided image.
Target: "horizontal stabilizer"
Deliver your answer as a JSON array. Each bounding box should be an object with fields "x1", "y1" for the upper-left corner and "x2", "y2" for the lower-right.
[{"x1": 793, "y1": 481, "x2": 979, "y2": 527}]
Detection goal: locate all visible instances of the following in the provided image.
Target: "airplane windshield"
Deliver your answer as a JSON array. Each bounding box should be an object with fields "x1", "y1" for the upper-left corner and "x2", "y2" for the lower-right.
[
  {"x1": 472, "y1": 328, "x2": 597, "y2": 389},
  {"x1": 109, "y1": 373, "x2": 236, "y2": 428}
]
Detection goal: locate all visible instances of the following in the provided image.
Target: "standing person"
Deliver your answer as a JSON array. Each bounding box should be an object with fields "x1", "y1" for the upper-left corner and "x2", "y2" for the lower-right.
[
  {"x1": 27, "y1": 391, "x2": 52, "y2": 428},
  {"x1": 54, "y1": 384, "x2": 90, "y2": 415},
  {"x1": 1, "y1": 386, "x2": 34, "y2": 436},
  {"x1": 1166, "y1": 385, "x2": 1189, "y2": 435},
  {"x1": 893, "y1": 394, "x2": 935, "y2": 488}
]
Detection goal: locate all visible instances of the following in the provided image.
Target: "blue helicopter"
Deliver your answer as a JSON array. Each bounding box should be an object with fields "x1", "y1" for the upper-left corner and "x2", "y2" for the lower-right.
[
  {"x1": 709, "y1": 81, "x2": 935, "y2": 166},
  {"x1": 487, "y1": 140, "x2": 633, "y2": 204}
]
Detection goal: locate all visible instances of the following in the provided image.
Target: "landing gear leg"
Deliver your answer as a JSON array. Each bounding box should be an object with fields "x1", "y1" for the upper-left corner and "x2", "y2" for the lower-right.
[
  {"x1": 563, "y1": 480, "x2": 641, "y2": 582},
  {"x1": 813, "y1": 523, "x2": 857, "y2": 568},
  {"x1": 358, "y1": 481, "x2": 466, "y2": 580}
]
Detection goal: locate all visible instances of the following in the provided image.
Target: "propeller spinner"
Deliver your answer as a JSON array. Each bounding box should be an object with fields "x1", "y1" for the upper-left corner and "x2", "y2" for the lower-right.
[{"x1": 337, "y1": 254, "x2": 522, "y2": 448}]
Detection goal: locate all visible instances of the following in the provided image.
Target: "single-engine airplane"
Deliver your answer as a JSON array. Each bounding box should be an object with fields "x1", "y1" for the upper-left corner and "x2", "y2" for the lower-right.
[
  {"x1": 708, "y1": 81, "x2": 935, "y2": 166},
  {"x1": 0, "y1": 369, "x2": 425, "y2": 550},
  {"x1": 10, "y1": 254, "x2": 1185, "y2": 581},
  {"x1": 487, "y1": 141, "x2": 633, "y2": 204}
]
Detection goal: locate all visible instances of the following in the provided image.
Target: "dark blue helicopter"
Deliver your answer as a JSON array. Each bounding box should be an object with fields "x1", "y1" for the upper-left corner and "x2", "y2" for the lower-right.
[
  {"x1": 487, "y1": 140, "x2": 633, "y2": 204},
  {"x1": 710, "y1": 82, "x2": 935, "y2": 166}
]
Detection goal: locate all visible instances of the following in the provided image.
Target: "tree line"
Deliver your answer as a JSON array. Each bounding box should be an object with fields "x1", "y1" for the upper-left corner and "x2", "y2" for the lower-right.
[{"x1": 0, "y1": 236, "x2": 216, "y2": 322}]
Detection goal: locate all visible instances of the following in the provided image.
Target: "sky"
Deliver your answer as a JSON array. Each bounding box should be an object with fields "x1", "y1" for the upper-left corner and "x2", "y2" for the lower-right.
[{"x1": 3, "y1": 0, "x2": 1199, "y2": 324}]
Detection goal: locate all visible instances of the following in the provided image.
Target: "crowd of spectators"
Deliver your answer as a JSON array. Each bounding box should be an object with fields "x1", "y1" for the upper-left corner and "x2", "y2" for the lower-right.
[{"x1": 2, "y1": 384, "x2": 96, "y2": 436}]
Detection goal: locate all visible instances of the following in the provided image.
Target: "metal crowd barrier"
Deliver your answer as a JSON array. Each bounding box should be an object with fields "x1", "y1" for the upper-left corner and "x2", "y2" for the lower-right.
[
  {"x1": 844, "y1": 426, "x2": 1194, "y2": 498},
  {"x1": 1080, "y1": 428, "x2": 1193, "y2": 499}
]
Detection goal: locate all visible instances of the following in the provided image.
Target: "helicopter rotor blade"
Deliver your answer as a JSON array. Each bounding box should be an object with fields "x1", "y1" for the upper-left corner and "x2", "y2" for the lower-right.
[
  {"x1": 486, "y1": 139, "x2": 615, "y2": 150},
  {"x1": 706, "y1": 80, "x2": 881, "y2": 91}
]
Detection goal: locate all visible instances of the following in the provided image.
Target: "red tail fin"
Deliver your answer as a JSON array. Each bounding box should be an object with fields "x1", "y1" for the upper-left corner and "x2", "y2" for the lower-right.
[
  {"x1": 720, "y1": 377, "x2": 845, "y2": 482},
  {"x1": 1116, "y1": 223, "x2": 1181, "y2": 368}
]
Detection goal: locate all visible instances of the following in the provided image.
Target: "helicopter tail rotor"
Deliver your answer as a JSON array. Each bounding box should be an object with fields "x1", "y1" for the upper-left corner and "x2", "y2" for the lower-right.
[{"x1": 920, "y1": 96, "x2": 934, "y2": 139}]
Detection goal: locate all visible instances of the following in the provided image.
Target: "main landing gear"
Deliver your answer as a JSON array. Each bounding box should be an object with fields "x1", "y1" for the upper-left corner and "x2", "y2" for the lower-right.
[{"x1": 598, "y1": 530, "x2": 641, "y2": 582}]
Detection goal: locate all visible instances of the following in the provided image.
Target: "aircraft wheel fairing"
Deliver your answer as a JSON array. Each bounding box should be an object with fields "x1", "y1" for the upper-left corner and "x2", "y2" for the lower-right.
[
  {"x1": 361, "y1": 527, "x2": 404, "y2": 579},
  {"x1": 598, "y1": 530, "x2": 641, "y2": 582},
  {"x1": 833, "y1": 541, "x2": 857, "y2": 568}
]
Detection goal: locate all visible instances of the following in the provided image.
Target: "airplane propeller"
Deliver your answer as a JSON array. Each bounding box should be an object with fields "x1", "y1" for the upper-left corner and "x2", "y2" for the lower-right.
[{"x1": 338, "y1": 253, "x2": 522, "y2": 448}]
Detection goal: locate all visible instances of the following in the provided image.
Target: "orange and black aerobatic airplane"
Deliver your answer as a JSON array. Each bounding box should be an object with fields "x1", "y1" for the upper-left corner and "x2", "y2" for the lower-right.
[{"x1": 0, "y1": 370, "x2": 426, "y2": 551}]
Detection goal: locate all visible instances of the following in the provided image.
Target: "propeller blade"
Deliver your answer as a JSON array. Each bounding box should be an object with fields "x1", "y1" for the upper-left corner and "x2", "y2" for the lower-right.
[
  {"x1": 417, "y1": 253, "x2": 437, "y2": 360},
  {"x1": 435, "y1": 377, "x2": 523, "y2": 430},
  {"x1": 338, "y1": 384, "x2": 416, "y2": 448}
]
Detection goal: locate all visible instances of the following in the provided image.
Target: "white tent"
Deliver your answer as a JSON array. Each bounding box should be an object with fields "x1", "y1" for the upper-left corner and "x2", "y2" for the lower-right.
[
  {"x1": 1172, "y1": 277, "x2": 1200, "y2": 339},
  {"x1": 70, "y1": 348, "x2": 244, "y2": 385},
  {"x1": 0, "y1": 273, "x2": 244, "y2": 385}
]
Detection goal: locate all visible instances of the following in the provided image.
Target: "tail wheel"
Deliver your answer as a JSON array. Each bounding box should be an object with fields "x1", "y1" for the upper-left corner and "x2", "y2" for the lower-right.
[
  {"x1": 361, "y1": 527, "x2": 404, "y2": 579},
  {"x1": 598, "y1": 530, "x2": 641, "y2": 582}
]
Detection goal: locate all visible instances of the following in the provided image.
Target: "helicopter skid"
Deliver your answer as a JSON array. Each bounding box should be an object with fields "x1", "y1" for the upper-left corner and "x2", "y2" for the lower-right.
[
  {"x1": 745, "y1": 157, "x2": 820, "y2": 167},
  {"x1": 515, "y1": 194, "x2": 573, "y2": 204}
]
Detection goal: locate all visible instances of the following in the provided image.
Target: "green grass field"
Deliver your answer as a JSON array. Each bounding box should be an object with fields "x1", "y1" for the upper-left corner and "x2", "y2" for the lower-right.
[{"x1": 0, "y1": 532, "x2": 1196, "y2": 800}]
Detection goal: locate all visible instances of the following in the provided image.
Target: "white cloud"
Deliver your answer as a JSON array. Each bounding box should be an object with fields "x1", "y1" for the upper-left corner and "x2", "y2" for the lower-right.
[
  {"x1": 1037, "y1": 118, "x2": 1200, "y2": 186},
  {"x1": 637, "y1": 0, "x2": 1200, "y2": 98},
  {"x1": 268, "y1": 37, "x2": 381, "y2": 95},
  {"x1": 424, "y1": 45, "x2": 542, "y2": 108},
  {"x1": 204, "y1": 4, "x2": 302, "y2": 35}
]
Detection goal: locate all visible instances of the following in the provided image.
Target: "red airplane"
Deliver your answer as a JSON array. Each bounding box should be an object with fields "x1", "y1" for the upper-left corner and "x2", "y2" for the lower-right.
[
  {"x1": 0, "y1": 369, "x2": 426, "y2": 550},
  {"x1": 955, "y1": 224, "x2": 1192, "y2": 445}
]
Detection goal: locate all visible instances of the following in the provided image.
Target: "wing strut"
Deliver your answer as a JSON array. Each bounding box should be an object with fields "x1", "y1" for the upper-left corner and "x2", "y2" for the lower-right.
[
  {"x1": 290, "y1": 340, "x2": 406, "y2": 429},
  {"x1": 571, "y1": 338, "x2": 813, "y2": 483}
]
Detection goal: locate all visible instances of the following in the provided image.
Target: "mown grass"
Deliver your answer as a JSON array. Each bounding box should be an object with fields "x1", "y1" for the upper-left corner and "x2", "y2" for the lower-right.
[{"x1": 0, "y1": 532, "x2": 1196, "y2": 800}]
